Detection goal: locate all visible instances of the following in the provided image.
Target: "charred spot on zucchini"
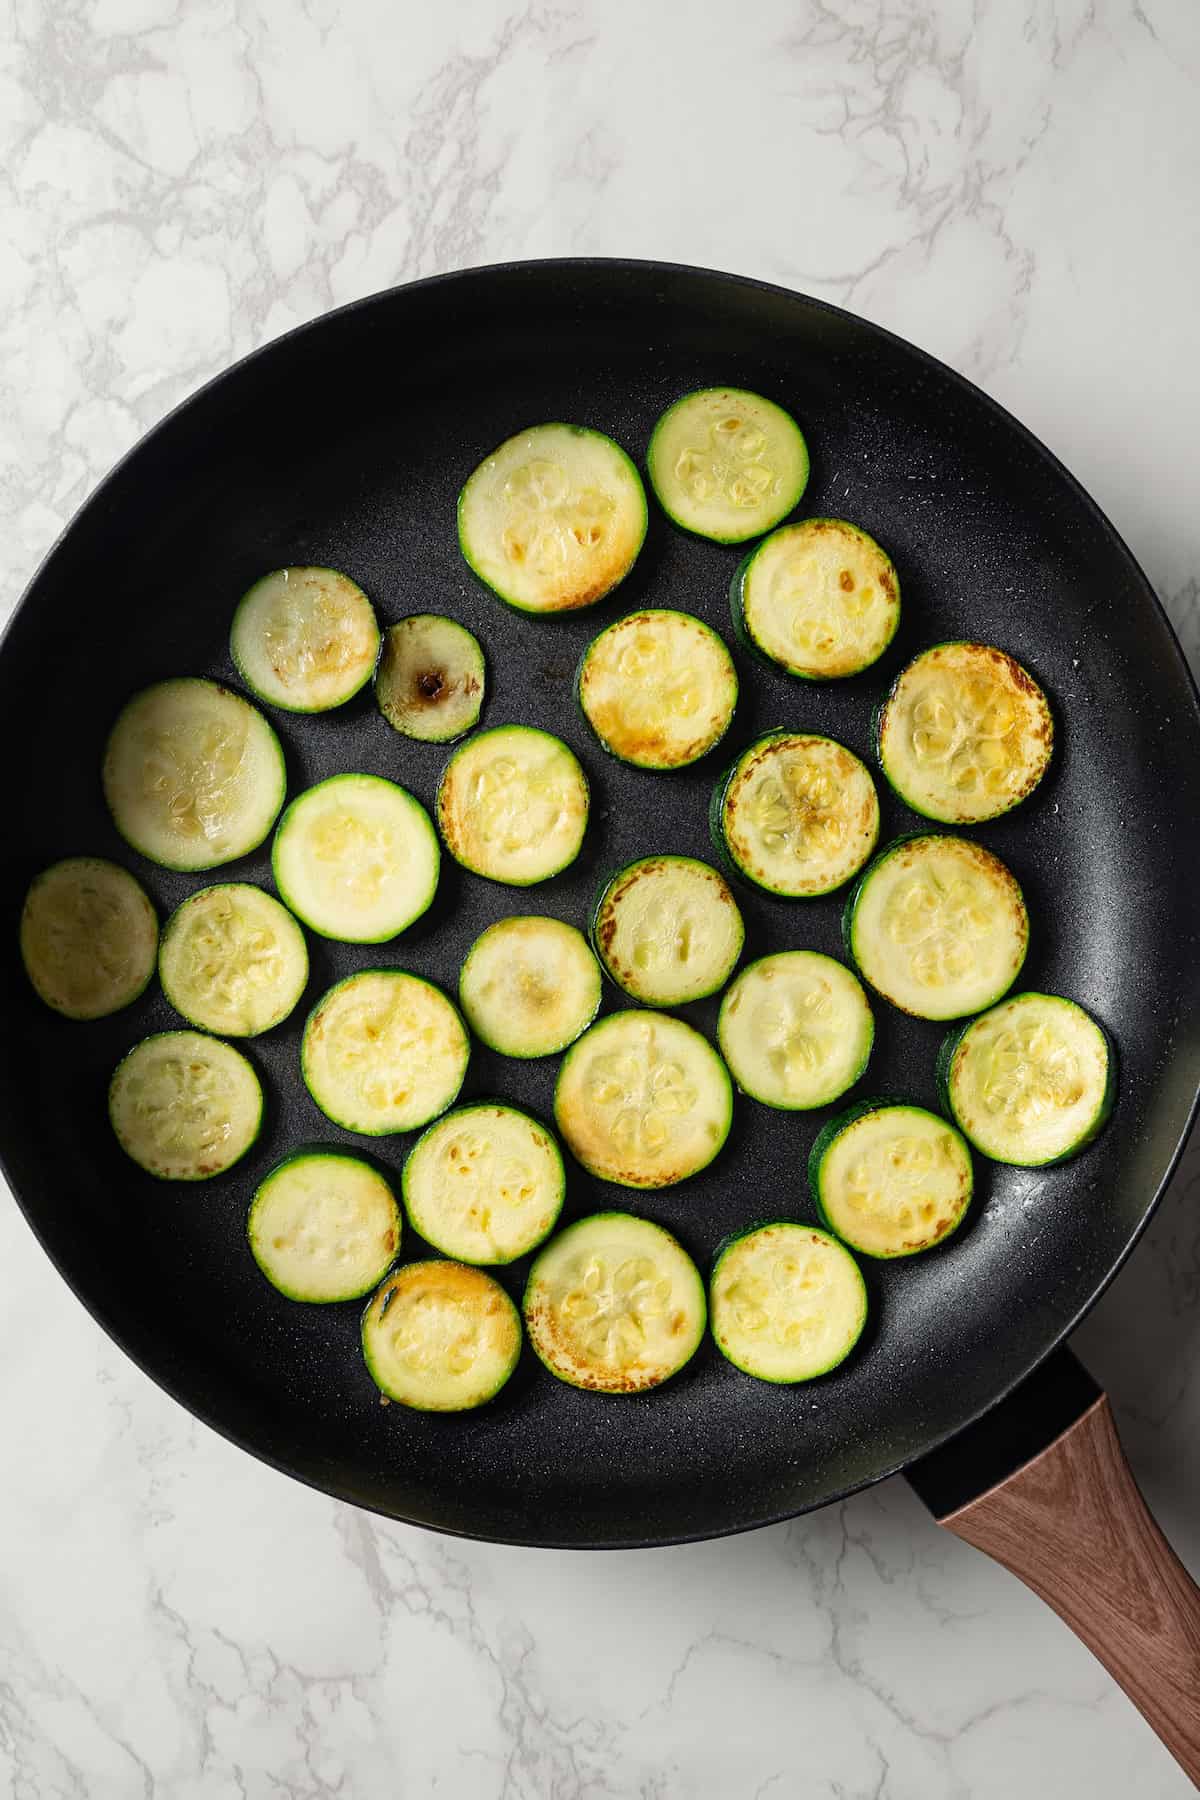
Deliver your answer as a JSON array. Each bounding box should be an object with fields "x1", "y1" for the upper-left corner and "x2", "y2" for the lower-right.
[
  {"x1": 810, "y1": 1099, "x2": 973, "y2": 1259},
  {"x1": 20, "y1": 857, "x2": 157, "y2": 1020},
  {"x1": 711, "y1": 730, "x2": 880, "y2": 898},
  {"x1": 272, "y1": 772, "x2": 439, "y2": 943},
  {"x1": 375, "y1": 614, "x2": 485, "y2": 743},
  {"x1": 577, "y1": 609, "x2": 737, "y2": 770},
  {"x1": 647, "y1": 387, "x2": 809, "y2": 543},
  {"x1": 710, "y1": 1224, "x2": 867, "y2": 1382},
  {"x1": 248, "y1": 1151, "x2": 400, "y2": 1302},
  {"x1": 458, "y1": 916, "x2": 601, "y2": 1058},
  {"x1": 403, "y1": 1103, "x2": 564, "y2": 1265},
  {"x1": 732, "y1": 518, "x2": 900, "y2": 680},
  {"x1": 590, "y1": 855, "x2": 743, "y2": 1007},
  {"x1": 230, "y1": 566, "x2": 380, "y2": 713},
  {"x1": 437, "y1": 725, "x2": 588, "y2": 886},
  {"x1": 109, "y1": 1029, "x2": 263, "y2": 1181},
  {"x1": 718, "y1": 952, "x2": 872, "y2": 1111},
  {"x1": 302, "y1": 969, "x2": 469, "y2": 1136},
  {"x1": 362, "y1": 1260, "x2": 521, "y2": 1411},
  {"x1": 159, "y1": 882, "x2": 308, "y2": 1037}
]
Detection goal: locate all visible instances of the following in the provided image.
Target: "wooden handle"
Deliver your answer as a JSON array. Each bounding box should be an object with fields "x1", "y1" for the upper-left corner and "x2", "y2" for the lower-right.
[{"x1": 940, "y1": 1395, "x2": 1200, "y2": 1783}]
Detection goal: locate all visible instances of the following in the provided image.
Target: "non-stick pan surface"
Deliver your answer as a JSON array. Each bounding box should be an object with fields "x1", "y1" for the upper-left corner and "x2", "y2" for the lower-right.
[{"x1": 2, "y1": 261, "x2": 1198, "y2": 1548}]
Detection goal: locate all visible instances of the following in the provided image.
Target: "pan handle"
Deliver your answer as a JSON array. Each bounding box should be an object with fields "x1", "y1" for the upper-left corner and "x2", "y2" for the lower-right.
[{"x1": 907, "y1": 1349, "x2": 1200, "y2": 1784}]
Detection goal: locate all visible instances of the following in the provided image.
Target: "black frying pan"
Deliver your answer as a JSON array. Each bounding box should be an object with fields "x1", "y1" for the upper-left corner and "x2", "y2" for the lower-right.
[{"x1": 2, "y1": 265, "x2": 1198, "y2": 1575}]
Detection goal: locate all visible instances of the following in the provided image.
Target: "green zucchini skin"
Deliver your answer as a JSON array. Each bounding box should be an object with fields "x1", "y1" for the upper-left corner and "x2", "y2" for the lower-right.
[{"x1": 807, "y1": 1097, "x2": 974, "y2": 1260}]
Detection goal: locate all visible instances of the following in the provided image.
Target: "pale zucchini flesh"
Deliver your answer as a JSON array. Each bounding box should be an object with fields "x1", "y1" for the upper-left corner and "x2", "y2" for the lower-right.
[
  {"x1": 248, "y1": 1152, "x2": 400, "y2": 1301},
  {"x1": 710, "y1": 1224, "x2": 867, "y2": 1382},
  {"x1": 403, "y1": 1103, "x2": 564, "y2": 1264},
  {"x1": 158, "y1": 882, "x2": 308, "y2": 1037},
  {"x1": 591, "y1": 855, "x2": 744, "y2": 1006},
  {"x1": 718, "y1": 952, "x2": 873, "y2": 1111},
  {"x1": 109, "y1": 1029, "x2": 262, "y2": 1181},
  {"x1": 554, "y1": 1009, "x2": 732, "y2": 1189},
  {"x1": 230, "y1": 566, "x2": 380, "y2": 713},
  {"x1": 437, "y1": 725, "x2": 589, "y2": 886},
  {"x1": 458, "y1": 423, "x2": 647, "y2": 614},
  {"x1": 458, "y1": 915, "x2": 601, "y2": 1058},
  {"x1": 713, "y1": 731, "x2": 880, "y2": 898},
  {"x1": 811, "y1": 1101, "x2": 973, "y2": 1258},
  {"x1": 302, "y1": 970, "x2": 469, "y2": 1135},
  {"x1": 362, "y1": 1260, "x2": 521, "y2": 1411},
  {"x1": 375, "y1": 614, "x2": 485, "y2": 743},
  {"x1": 524, "y1": 1213, "x2": 705, "y2": 1392},
  {"x1": 647, "y1": 387, "x2": 809, "y2": 543},
  {"x1": 103, "y1": 678, "x2": 286, "y2": 872},
  {"x1": 20, "y1": 857, "x2": 157, "y2": 1020},
  {"x1": 577, "y1": 609, "x2": 738, "y2": 770},
  {"x1": 733, "y1": 519, "x2": 900, "y2": 679},
  {"x1": 272, "y1": 773, "x2": 440, "y2": 942}
]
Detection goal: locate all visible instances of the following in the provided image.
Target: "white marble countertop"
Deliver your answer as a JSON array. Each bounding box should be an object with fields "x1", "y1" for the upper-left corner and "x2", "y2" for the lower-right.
[{"x1": 2, "y1": 3, "x2": 1199, "y2": 1795}]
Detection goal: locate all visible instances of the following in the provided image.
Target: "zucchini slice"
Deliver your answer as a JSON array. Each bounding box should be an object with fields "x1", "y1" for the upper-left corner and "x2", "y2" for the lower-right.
[
  {"x1": 375, "y1": 614, "x2": 485, "y2": 743},
  {"x1": 577, "y1": 609, "x2": 738, "y2": 770},
  {"x1": 554, "y1": 1010, "x2": 732, "y2": 1190},
  {"x1": 845, "y1": 833, "x2": 1029, "y2": 1021},
  {"x1": 272, "y1": 773, "x2": 439, "y2": 943},
  {"x1": 877, "y1": 642, "x2": 1053, "y2": 824},
  {"x1": 710, "y1": 1223, "x2": 867, "y2": 1382},
  {"x1": 523, "y1": 1212, "x2": 705, "y2": 1393},
  {"x1": 103, "y1": 678, "x2": 286, "y2": 872},
  {"x1": 248, "y1": 1151, "x2": 400, "y2": 1301},
  {"x1": 458, "y1": 915, "x2": 601, "y2": 1058},
  {"x1": 302, "y1": 970, "x2": 469, "y2": 1136},
  {"x1": 437, "y1": 725, "x2": 588, "y2": 887},
  {"x1": 711, "y1": 730, "x2": 880, "y2": 898},
  {"x1": 718, "y1": 952, "x2": 872, "y2": 1111},
  {"x1": 458, "y1": 423, "x2": 647, "y2": 615},
  {"x1": 591, "y1": 855, "x2": 744, "y2": 1007},
  {"x1": 20, "y1": 857, "x2": 157, "y2": 1020},
  {"x1": 230, "y1": 566, "x2": 380, "y2": 713},
  {"x1": 938, "y1": 992, "x2": 1115, "y2": 1166},
  {"x1": 362, "y1": 1260, "x2": 521, "y2": 1411},
  {"x1": 109, "y1": 1029, "x2": 262, "y2": 1181},
  {"x1": 403, "y1": 1103, "x2": 564, "y2": 1265},
  {"x1": 732, "y1": 519, "x2": 900, "y2": 680},
  {"x1": 809, "y1": 1099, "x2": 974, "y2": 1259},
  {"x1": 159, "y1": 882, "x2": 308, "y2": 1037},
  {"x1": 646, "y1": 387, "x2": 809, "y2": 543}
]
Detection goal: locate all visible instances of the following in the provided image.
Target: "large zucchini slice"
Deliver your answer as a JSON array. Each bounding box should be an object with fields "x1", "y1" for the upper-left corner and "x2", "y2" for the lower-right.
[
  {"x1": 458, "y1": 423, "x2": 647, "y2": 614},
  {"x1": 458, "y1": 915, "x2": 601, "y2": 1058},
  {"x1": 158, "y1": 882, "x2": 308, "y2": 1037},
  {"x1": 248, "y1": 1150, "x2": 400, "y2": 1301},
  {"x1": 647, "y1": 387, "x2": 809, "y2": 543},
  {"x1": 710, "y1": 1223, "x2": 867, "y2": 1383},
  {"x1": 590, "y1": 855, "x2": 744, "y2": 1006},
  {"x1": 844, "y1": 833, "x2": 1028, "y2": 1021},
  {"x1": 103, "y1": 678, "x2": 286, "y2": 872},
  {"x1": 437, "y1": 725, "x2": 588, "y2": 886},
  {"x1": 523, "y1": 1213, "x2": 705, "y2": 1393},
  {"x1": 809, "y1": 1099, "x2": 973, "y2": 1259},
  {"x1": 711, "y1": 730, "x2": 879, "y2": 898},
  {"x1": 577, "y1": 608, "x2": 737, "y2": 770},
  {"x1": 20, "y1": 857, "x2": 157, "y2": 1020},
  {"x1": 554, "y1": 1009, "x2": 732, "y2": 1189},
  {"x1": 109, "y1": 1029, "x2": 262, "y2": 1180},
  {"x1": 362, "y1": 1261, "x2": 521, "y2": 1411},
  {"x1": 731, "y1": 518, "x2": 900, "y2": 680},
  {"x1": 718, "y1": 951, "x2": 872, "y2": 1110},
  {"x1": 302, "y1": 970, "x2": 469, "y2": 1135},
  {"x1": 877, "y1": 642, "x2": 1053, "y2": 824},
  {"x1": 272, "y1": 773, "x2": 439, "y2": 942},
  {"x1": 938, "y1": 992, "x2": 1114, "y2": 1166},
  {"x1": 230, "y1": 566, "x2": 380, "y2": 713},
  {"x1": 375, "y1": 614, "x2": 485, "y2": 743},
  {"x1": 403, "y1": 1102, "x2": 564, "y2": 1264}
]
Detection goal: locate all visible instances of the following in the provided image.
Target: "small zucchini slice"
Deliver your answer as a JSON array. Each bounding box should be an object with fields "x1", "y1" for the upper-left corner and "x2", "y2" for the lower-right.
[
  {"x1": 458, "y1": 422, "x2": 647, "y2": 615},
  {"x1": 437, "y1": 725, "x2": 588, "y2": 886},
  {"x1": 103, "y1": 678, "x2": 286, "y2": 872},
  {"x1": 646, "y1": 387, "x2": 809, "y2": 543},
  {"x1": 844, "y1": 833, "x2": 1029, "y2": 1021},
  {"x1": 809, "y1": 1099, "x2": 974, "y2": 1259},
  {"x1": 248, "y1": 1151, "x2": 400, "y2": 1301},
  {"x1": 554, "y1": 1010, "x2": 732, "y2": 1190},
  {"x1": 711, "y1": 730, "x2": 879, "y2": 898},
  {"x1": 272, "y1": 773, "x2": 439, "y2": 942},
  {"x1": 877, "y1": 642, "x2": 1053, "y2": 824},
  {"x1": 375, "y1": 614, "x2": 485, "y2": 743},
  {"x1": 362, "y1": 1260, "x2": 521, "y2": 1411},
  {"x1": 403, "y1": 1103, "x2": 564, "y2": 1265},
  {"x1": 710, "y1": 1223, "x2": 867, "y2": 1382},
  {"x1": 591, "y1": 855, "x2": 744, "y2": 1007},
  {"x1": 523, "y1": 1213, "x2": 705, "y2": 1393},
  {"x1": 718, "y1": 951, "x2": 872, "y2": 1111},
  {"x1": 458, "y1": 915, "x2": 601, "y2": 1058},
  {"x1": 938, "y1": 992, "x2": 1115, "y2": 1166},
  {"x1": 731, "y1": 518, "x2": 900, "y2": 680},
  {"x1": 230, "y1": 566, "x2": 380, "y2": 713},
  {"x1": 577, "y1": 609, "x2": 738, "y2": 770},
  {"x1": 20, "y1": 857, "x2": 157, "y2": 1020},
  {"x1": 159, "y1": 882, "x2": 308, "y2": 1037},
  {"x1": 109, "y1": 1029, "x2": 262, "y2": 1181},
  {"x1": 302, "y1": 970, "x2": 469, "y2": 1136}
]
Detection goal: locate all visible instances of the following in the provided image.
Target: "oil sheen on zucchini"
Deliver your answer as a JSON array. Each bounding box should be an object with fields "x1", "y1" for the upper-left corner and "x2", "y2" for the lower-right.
[
  {"x1": 437, "y1": 725, "x2": 588, "y2": 886},
  {"x1": 711, "y1": 730, "x2": 880, "y2": 898},
  {"x1": 302, "y1": 970, "x2": 469, "y2": 1135},
  {"x1": 809, "y1": 1099, "x2": 973, "y2": 1258},
  {"x1": 159, "y1": 883, "x2": 308, "y2": 1037},
  {"x1": 20, "y1": 857, "x2": 158, "y2": 1020},
  {"x1": 732, "y1": 518, "x2": 900, "y2": 679},
  {"x1": 458, "y1": 915, "x2": 601, "y2": 1057},
  {"x1": 647, "y1": 388, "x2": 809, "y2": 543},
  {"x1": 375, "y1": 614, "x2": 485, "y2": 743},
  {"x1": 403, "y1": 1103, "x2": 565, "y2": 1264},
  {"x1": 230, "y1": 566, "x2": 380, "y2": 712},
  {"x1": 591, "y1": 855, "x2": 743, "y2": 1007},
  {"x1": 109, "y1": 1029, "x2": 263, "y2": 1180},
  {"x1": 577, "y1": 609, "x2": 738, "y2": 770},
  {"x1": 248, "y1": 1151, "x2": 400, "y2": 1301},
  {"x1": 718, "y1": 951, "x2": 872, "y2": 1110},
  {"x1": 710, "y1": 1223, "x2": 867, "y2": 1382},
  {"x1": 362, "y1": 1261, "x2": 521, "y2": 1411},
  {"x1": 273, "y1": 773, "x2": 440, "y2": 942}
]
